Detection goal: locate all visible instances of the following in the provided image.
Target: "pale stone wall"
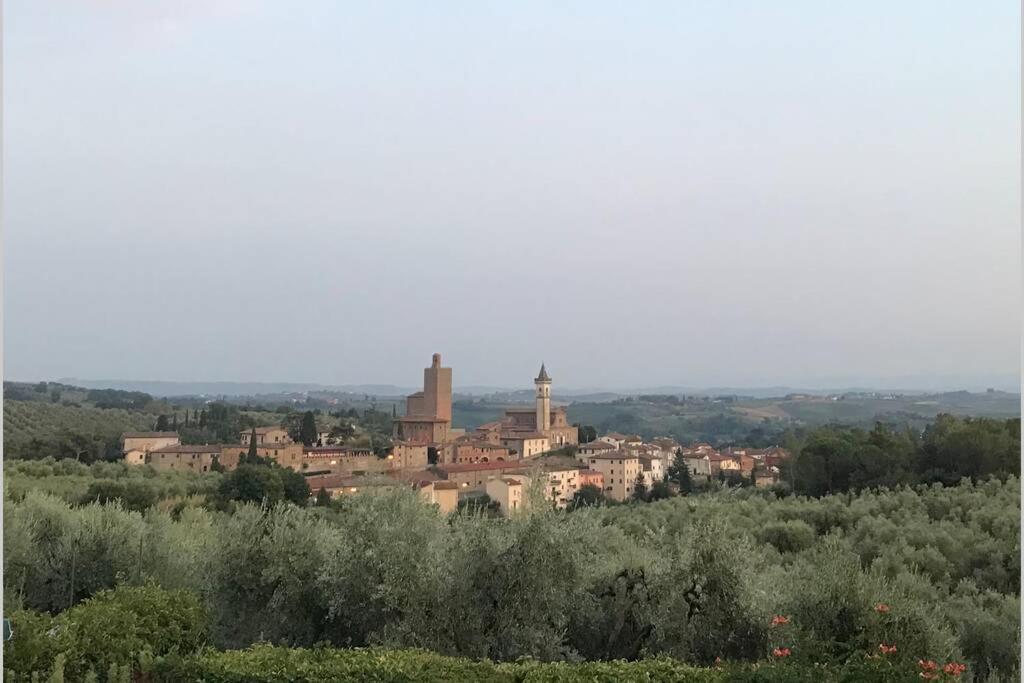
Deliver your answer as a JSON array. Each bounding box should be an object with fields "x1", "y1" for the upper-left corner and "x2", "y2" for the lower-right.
[
  {"x1": 583, "y1": 455, "x2": 641, "y2": 501},
  {"x1": 123, "y1": 435, "x2": 179, "y2": 458},
  {"x1": 240, "y1": 427, "x2": 291, "y2": 445}
]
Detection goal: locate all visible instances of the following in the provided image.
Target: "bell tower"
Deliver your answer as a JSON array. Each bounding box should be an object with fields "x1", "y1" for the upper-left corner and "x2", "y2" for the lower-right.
[{"x1": 534, "y1": 363, "x2": 551, "y2": 432}]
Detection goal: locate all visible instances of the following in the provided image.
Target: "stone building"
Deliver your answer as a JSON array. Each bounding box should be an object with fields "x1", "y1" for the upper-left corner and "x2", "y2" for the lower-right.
[
  {"x1": 147, "y1": 444, "x2": 222, "y2": 472},
  {"x1": 393, "y1": 353, "x2": 454, "y2": 446},
  {"x1": 240, "y1": 426, "x2": 291, "y2": 445},
  {"x1": 581, "y1": 453, "x2": 641, "y2": 501},
  {"x1": 474, "y1": 364, "x2": 578, "y2": 458},
  {"x1": 122, "y1": 431, "x2": 180, "y2": 465}
]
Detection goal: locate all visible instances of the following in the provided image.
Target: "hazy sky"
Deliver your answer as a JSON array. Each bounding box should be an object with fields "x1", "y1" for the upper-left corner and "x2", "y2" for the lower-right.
[{"x1": 4, "y1": 1, "x2": 1020, "y2": 390}]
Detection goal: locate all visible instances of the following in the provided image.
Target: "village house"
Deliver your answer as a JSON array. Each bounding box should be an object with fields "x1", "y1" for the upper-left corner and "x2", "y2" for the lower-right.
[
  {"x1": 305, "y1": 473, "x2": 401, "y2": 499},
  {"x1": 240, "y1": 426, "x2": 291, "y2": 446},
  {"x1": 218, "y1": 442, "x2": 304, "y2": 471},
  {"x1": 485, "y1": 477, "x2": 528, "y2": 517},
  {"x1": 449, "y1": 438, "x2": 514, "y2": 464},
  {"x1": 146, "y1": 444, "x2": 222, "y2": 472},
  {"x1": 597, "y1": 433, "x2": 629, "y2": 449},
  {"x1": 582, "y1": 453, "x2": 641, "y2": 501},
  {"x1": 578, "y1": 468, "x2": 605, "y2": 490},
  {"x1": 122, "y1": 431, "x2": 180, "y2": 465},
  {"x1": 541, "y1": 464, "x2": 582, "y2": 508},
  {"x1": 682, "y1": 452, "x2": 713, "y2": 481},
  {"x1": 638, "y1": 455, "x2": 665, "y2": 489},
  {"x1": 418, "y1": 480, "x2": 460, "y2": 514},
  {"x1": 436, "y1": 460, "x2": 532, "y2": 491},
  {"x1": 577, "y1": 440, "x2": 617, "y2": 458},
  {"x1": 498, "y1": 432, "x2": 549, "y2": 459},
  {"x1": 301, "y1": 445, "x2": 380, "y2": 474}
]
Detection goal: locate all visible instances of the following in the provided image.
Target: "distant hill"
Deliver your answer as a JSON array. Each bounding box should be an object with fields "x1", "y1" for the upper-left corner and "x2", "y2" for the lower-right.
[{"x1": 59, "y1": 379, "x2": 417, "y2": 398}]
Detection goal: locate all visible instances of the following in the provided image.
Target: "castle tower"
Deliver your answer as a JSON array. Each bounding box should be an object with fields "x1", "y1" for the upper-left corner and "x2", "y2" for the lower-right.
[
  {"x1": 423, "y1": 353, "x2": 452, "y2": 422},
  {"x1": 535, "y1": 363, "x2": 551, "y2": 433}
]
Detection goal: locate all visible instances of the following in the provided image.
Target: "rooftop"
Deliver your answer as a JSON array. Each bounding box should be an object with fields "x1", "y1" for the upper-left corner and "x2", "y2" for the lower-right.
[
  {"x1": 579, "y1": 441, "x2": 616, "y2": 451},
  {"x1": 150, "y1": 444, "x2": 222, "y2": 454},
  {"x1": 501, "y1": 431, "x2": 549, "y2": 440},
  {"x1": 242, "y1": 426, "x2": 287, "y2": 435},
  {"x1": 438, "y1": 461, "x2": 531, "y2": 474},
  {"x1": 535, "y1": 363, "x2": 551, "y2": 382},
  {"x1": 123, "y1": 431, "x2": 179, "y2": 439}
]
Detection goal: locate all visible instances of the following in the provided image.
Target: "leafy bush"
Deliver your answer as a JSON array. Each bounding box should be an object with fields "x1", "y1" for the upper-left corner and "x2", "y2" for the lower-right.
[
  {"x1": 148, "y1": 645, "x2": 929, "y2": 682},
  {"x1": 1, "y1": 480, "x2": 1017, "y2": 678},
  {"x1": 3, "y1": 584, "x2": 206, "y2": 681},
  {"x1": 756, "y1": 520, "x2": 816, "y2": 554}
]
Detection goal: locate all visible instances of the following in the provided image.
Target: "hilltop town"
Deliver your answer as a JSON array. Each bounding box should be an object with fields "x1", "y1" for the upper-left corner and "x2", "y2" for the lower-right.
[{"x1": 121, "y1": 353, "x2": 790, "y2": 515}]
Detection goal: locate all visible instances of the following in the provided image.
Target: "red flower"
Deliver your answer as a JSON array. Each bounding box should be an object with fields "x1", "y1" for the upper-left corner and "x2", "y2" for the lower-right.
[
  {"x1": 874, "y1": 603, "x2": 890, "y2": 613},
  {"x1": 770, "y1": 615, "x2": 790, "y2": 627},
  {"x1": 714, "y1": 657, "x2": 722, "y2": 667},
  {"x1": 771, "y1": 647, "x2": 791, "y2": 658},
  {"x1": 878, "y1": 643, "x2": 897, "y2": 655},
  {"x1": 918, "y1": 660, "x2": 937, "y2": 671},
  {"x1": 943, "y1": 662, "x2": 966, "y2": 677}
]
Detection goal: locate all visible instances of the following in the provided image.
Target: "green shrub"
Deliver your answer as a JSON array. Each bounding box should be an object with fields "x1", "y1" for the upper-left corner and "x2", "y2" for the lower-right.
[
  {"x1": 756, "y1": 520, "x2": 816, "y2": 554},
  {"x1": 3, "y1": 584, "x2": 206, "y2": 681}
]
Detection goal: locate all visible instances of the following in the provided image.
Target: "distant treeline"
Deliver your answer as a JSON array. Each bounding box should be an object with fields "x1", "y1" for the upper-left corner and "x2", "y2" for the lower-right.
[{"x1": 782, "y1": 415, "x2": 1020, "y2": 496}]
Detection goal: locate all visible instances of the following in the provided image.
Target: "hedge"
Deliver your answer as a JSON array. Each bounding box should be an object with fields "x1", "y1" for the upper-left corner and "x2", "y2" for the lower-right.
[{"x1": 149, "y1": 645, "x2": 922, "y2": 682}]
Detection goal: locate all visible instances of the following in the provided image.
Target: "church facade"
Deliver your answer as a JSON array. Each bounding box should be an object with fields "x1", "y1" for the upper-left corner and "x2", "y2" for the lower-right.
[{"x1": 475, "y1": 364, "x2": 578, "y2": 456}]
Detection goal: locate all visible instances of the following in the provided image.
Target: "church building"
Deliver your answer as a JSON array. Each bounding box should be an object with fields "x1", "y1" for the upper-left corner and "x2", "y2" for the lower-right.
[{"x1": 476, "y1": 364, "x2": 578, "y2": 456}]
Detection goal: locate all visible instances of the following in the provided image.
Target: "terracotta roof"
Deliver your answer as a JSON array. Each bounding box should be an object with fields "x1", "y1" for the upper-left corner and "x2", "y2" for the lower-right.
[
  {"x1": 390, "y1": 469, "x2": 443, "y2": 484},
  {"x1": 455, "y1": 442, "x2": 511, "y2": 451},
  {"x1": 123, "y1": 432, "x2": 179, "y2": 439},
  {"x1": 150, "y1": 444, "x2": 221, "y2": 454},
  {"x1": 438, "y1": 461, "x2": 531, "y2": 474},
  {"x1": 303, "y1": 446, "x2": 372, "y2": 456},
  {"x1": 579, "y1": 441, "x2": 616, "y2": 451},
  {"x1": 583, "y1": 453, "x2": 640, "y2": 461},
  {"x1": 501, "y1": 431, "x2": 548, "y2": 440},
  {"x1": 307, "y1": 474, "x2": 395, "y2": 490},
  {"x1": 500, "y1": 478, "x2": 523, "y2": 486},
  {"x1": 603, "y1": 432, "x2": 629, "y2": 440}
]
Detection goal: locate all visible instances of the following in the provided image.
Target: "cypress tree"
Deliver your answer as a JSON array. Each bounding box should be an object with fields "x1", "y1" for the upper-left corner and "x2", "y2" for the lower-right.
[
  {"x1": 632, "y1": 472, "x2": 648, "y2": 502},
  {"x1": 316, "y1": 487, "x2": 331, "y2": 507},
  {"x1": 247, "y1": 427, "x2": 258, "y2": 464},
  {"x1": 299, "y1": 411, "x2": 318, "y2": 447}
]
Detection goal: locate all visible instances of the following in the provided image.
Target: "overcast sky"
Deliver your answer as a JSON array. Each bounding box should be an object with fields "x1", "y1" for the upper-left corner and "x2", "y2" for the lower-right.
[{"x1": 4, "y1": 1, "x2": 1020, "y2": 391}]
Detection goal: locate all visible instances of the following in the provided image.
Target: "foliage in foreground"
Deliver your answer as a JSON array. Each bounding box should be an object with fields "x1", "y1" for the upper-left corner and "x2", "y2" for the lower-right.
[
  {"x1": 2, "y1": 479, "x2": 1018, "y2": 680},
  {"x1": 149, "y1": 644, "x2": 930, "y2": 683}
]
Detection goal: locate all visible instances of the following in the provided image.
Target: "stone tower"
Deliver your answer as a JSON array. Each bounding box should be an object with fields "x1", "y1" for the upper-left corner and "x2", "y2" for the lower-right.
[
  {"x1": 535, "y1": 363, "x2": 551, "y2": 433},
  {"x1": 423, "y1": 353, "x2": 452, "y2": 422}
]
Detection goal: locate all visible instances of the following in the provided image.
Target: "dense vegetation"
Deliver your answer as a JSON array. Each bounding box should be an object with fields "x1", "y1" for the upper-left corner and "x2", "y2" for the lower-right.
[
  {"x1": 3, "y1": 400, "x2": 156, "y2": 462},
  {"x1": 780, "y1": 416, "x2": 1020, "y2": 496},
  {"x1": 4, "y1": 458, "x2": 220, "y2": 510},
  {"x1": 563, "y1": 391, "x2": 1020, "y2": 447},
  {"x1": 4, "y1": 477, "x2": 1017, "y2": 681}
]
